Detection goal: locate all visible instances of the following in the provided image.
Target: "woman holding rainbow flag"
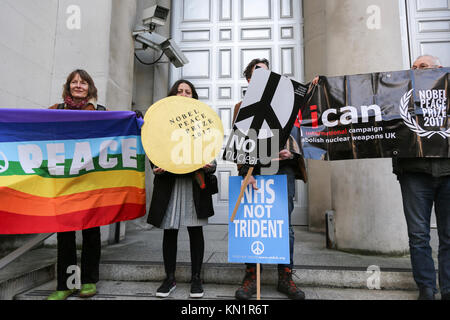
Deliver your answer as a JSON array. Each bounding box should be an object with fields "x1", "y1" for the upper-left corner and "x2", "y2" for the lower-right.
[{"x1": 47, "y1": 69, "x2": 105, "y2": 300}]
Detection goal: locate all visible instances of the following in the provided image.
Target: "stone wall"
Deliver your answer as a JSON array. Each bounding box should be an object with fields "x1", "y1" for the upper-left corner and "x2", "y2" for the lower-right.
[
  {"x1": 303, "y1": 0, "x2": 409, "y2": 254},
  {"x1": 0, "y1": 0, "x2": 139, "y2": 251}
]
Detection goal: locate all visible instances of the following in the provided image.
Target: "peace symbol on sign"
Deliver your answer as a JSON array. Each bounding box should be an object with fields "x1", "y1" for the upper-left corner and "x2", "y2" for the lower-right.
[
  {"x1": 0, "y1": 151, "x2": 9, "y2": 173},
  {"x1": 251, "y1": 241, "x2": 264, "y2": 256},
  {"x1": 234, "y1": 70, "x2": 295, "y2": 139}
]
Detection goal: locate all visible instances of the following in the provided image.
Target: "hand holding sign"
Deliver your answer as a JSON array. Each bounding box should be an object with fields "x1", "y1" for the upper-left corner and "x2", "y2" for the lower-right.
[
  {"x1": 224, "y1": 69, "x2": 307, "y2": 166},
  {"x1": 223, "y1": 69, "x2": 308, "y2": 222}
]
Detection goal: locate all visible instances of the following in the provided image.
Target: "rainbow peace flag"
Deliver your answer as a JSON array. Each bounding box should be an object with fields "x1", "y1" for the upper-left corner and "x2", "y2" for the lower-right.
[{"x1": 0, "y1": 108, "x2": 146, "y2": 234}]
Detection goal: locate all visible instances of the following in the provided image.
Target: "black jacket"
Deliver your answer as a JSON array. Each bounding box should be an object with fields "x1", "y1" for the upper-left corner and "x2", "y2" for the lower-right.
[
  {"x1": 147, "y1": 168, "x2": 216, "y2": 228},
  {"x1": 392, "y1": 158, "x2": 450, "y2": 178}
]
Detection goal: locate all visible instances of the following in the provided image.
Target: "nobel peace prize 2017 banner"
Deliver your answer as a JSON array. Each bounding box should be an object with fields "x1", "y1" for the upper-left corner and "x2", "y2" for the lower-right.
[
  {"x1": 297, "y1": 68, "x2": 449, "y2": 160},
  {"x1": 228, "y1": 175, "x2": 289, "y2": 264},
  {"x1": 0, "y1": 109, "x2": 146, "y2": 234}
]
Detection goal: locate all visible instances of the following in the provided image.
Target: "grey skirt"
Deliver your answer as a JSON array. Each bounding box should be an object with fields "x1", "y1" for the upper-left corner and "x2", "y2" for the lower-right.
[{"x1": 159, "y1": 176, "x2": 208, "y2": 230}]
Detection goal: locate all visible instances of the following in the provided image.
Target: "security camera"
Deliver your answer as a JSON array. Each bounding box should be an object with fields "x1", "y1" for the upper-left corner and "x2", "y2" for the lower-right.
[
  {"x1": 160, "y1": 39, "x2": 189, "y2": 68},
  {"x1": 135, "y1": 32, "x2": 166, "y2": 51},
  {"x1": 142, "y1": 5, "x2": 169, "y2": 29},
  {"x1": 134, "y1": 5, "x2": 189, "y2": 68},
  {"x1": 134, "y1": 32, "x2": 189, "y2": 68}
]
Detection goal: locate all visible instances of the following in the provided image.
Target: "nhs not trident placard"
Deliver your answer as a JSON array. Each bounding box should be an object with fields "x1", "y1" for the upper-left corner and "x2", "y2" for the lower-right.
[{"x1": 228, "y1": 175, "x2": 290, "y2": 264}]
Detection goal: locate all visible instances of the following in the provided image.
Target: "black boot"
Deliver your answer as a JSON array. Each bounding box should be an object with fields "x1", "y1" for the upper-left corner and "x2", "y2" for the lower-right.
[
  {"x1": 418, "y1": 287, "x2": 435, "y2": 300},
  {"x1": 235, "y1": 267, "x2": 257, "y2": 300},
  {"x1": 190, "y1": 273, "x2": 204, "y2": 298},
  {"x1": 277, "y1": 267, "x2": 305, "y2": 300},
  {"x1": 156, "y1": 273, "x2": 176, "y2": 298},
  {"x1": 441, "y1": 292, "x2": 450, "y2": 300}
]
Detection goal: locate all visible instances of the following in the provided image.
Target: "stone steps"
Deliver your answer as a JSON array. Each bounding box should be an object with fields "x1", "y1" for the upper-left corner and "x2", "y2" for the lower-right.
[
  {"x1": 4, "y1": 258, "x2": 419, "y2": 300},
  {"x1": 15, "y1": 279, "x2": 418, "y2": 301},
  {"x1": 0, "y1": 249, "x2": 56, "y2": 300},
  {"x1": 98, "y1": 260, "x2": 417, "y2": 290},
  {"x1": 1, "y1": 225, "x2": 425, "y2": 300}
]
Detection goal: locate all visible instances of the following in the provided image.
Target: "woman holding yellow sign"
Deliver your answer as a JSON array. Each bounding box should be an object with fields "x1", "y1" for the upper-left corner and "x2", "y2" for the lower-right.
[{"x1": 145, "y1": 80, "x2": 219, "y2": 299}]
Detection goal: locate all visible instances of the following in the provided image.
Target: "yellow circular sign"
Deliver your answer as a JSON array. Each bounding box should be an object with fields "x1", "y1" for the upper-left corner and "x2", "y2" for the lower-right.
[{"x1": 141, "y1": 96, "x2": 224, "y2": 174}]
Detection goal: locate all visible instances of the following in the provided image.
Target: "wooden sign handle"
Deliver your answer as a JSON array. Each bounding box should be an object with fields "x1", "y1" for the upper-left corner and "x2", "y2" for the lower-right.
[
  {"x1": 230, "y1": 167, "x2": 254, "y2": 222},
  {"x1": 229, "y1": 167, "x2": 260, "y2": 299},
  {"x1": 257, "y1": 263, "x2": 261, "y2": 300}
]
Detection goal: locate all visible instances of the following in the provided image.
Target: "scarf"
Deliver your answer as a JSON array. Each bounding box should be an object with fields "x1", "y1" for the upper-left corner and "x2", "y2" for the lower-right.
[{"x1": 64, "y1": 96, "x2": 90, "y2": 110}]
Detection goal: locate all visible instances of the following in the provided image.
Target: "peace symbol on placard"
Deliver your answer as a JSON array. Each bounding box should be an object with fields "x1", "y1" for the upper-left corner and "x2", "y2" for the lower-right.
[
  {"x1": 235, "y1": 70, "x2": 295, "y2": 139},
  {"x1": 251, "y1": 241, "x2": 264, "y2": 256},
  {"x1": 0, "y1": 151, "x2": 9, "y2": 173}
]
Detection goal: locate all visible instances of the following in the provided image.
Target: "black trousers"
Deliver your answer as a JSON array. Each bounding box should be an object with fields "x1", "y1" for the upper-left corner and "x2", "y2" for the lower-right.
[
  {"x1": 56, "y1": 227, "x2": 101, "y2": 290},
  {"x1": 163, "y1": 226, "x2": 204, "y2": 277}
]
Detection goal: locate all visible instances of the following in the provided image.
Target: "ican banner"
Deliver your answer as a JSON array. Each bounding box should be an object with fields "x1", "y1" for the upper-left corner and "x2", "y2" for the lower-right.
[
  {"x1": 228, "y1": 175, "x2": 289, "y2": 264},
  {"x1": 298, "y1": 68, "x2": 450, "y2": 160}
]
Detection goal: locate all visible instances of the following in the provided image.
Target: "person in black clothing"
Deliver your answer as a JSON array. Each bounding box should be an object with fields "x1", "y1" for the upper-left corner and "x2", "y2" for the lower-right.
[
  {"x1": 147, "y1": 80, "x2": 217, "y2": 299},
  {"x1": 233, "y1": 59, "x2": 308, "y2": 300},
  {"x1": 393, "y1": 55, "x2": 450, "y2": 300}
]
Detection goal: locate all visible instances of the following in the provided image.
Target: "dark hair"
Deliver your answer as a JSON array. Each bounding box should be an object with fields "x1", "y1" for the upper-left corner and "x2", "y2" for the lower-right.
[
  {"x1": 168, "y1": 79, "x2": 199, "y2": 100},
  {"x1": 62, "y1": 69, "x2": 98, "y2": 100},
  {"x1": 243, "y1": 58, "x2": 270, "y2": 80}
]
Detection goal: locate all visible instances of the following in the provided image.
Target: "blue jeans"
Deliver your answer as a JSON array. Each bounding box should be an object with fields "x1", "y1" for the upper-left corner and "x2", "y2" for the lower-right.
[
  {"x1": 399, "y1": 172, "x2": 450, "y2": 294},
  {"x1": 247, "y1": 167, "x2": 296, "y2": 271}
]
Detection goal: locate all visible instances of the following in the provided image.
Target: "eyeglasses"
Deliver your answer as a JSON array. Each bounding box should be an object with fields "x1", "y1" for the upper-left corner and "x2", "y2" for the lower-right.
[{"x1": 412, "y1": 64, "x2": 437, "y2": 70}]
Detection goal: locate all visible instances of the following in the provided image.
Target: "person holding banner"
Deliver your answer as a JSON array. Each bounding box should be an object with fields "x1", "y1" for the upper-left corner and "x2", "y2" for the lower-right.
[
  {"x1": 393, "y1": 55, "x2": 450, "y2": 300},
  {"x1": 233, "y1": 59, "x2": 307, "y2": 300},
  {"x1": 147, "y1": 80, "x2": 216, "y2": 299},
  {"x1": 47, "y1": 69, "x2": 105, "y2": 300}
]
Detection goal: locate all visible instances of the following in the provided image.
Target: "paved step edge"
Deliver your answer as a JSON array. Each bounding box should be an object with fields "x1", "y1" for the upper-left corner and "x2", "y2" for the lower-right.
[
  {"x1": 14, "y1": 280, "x2": 419, "y2": 301},
  {"x1": 0, "y1": 263, "x2": 55, "y2": 300},
  {"x1": 99, "y1": 261, "x2": 417, "y2": 290}
]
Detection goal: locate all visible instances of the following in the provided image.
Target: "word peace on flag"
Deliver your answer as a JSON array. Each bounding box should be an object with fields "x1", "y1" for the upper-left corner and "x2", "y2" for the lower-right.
[{"x1": 0, "y1": 109, "x2": 146, "y2": 234}]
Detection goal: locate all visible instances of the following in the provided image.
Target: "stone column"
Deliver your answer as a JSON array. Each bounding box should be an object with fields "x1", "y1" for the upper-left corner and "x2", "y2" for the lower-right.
[
  {"x1": 0, "y1": 0, "x2": 139, "y2": 251},
  {"x1": 0, "y1": 0, "x2": 59, "y2": 255},
  {"x1": 47, "y1": 0, "x2": 138, "y2": 246},
  {"x1": 303, "y1": 0, "x2": 409, "y2": 254},
  {"x1": 153, "y1": 0, "x2": 171, "y2": 101},
  {"x1": 130, "y1": 0, "x2": 170, "y2": 229}
]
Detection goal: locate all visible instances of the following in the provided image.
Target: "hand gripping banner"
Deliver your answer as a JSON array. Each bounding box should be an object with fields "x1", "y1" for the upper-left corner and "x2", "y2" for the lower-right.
[
  {"x1": 298, "y1": 68, "x2": 449, "y2": 160},
  {"x1": 0, "y1": 109, "x2": 146, "y2": 234}
]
